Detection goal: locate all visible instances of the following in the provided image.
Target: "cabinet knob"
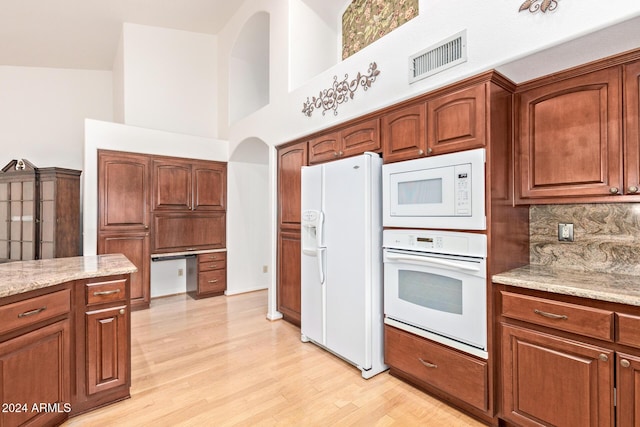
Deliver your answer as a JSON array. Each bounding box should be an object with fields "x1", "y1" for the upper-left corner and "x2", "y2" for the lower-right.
[
  {"x1": 338, "y1": 151, "x2": 344, "y2": 156},
  {"x1": 417, "y1": 149, "x2": 424, "y2": 156},
  {"x1": 333, "y1": 152, "x2": 339, "y2": 157},
  {"x1": 598, "y1": 353, "x2": 609, "y2": 362},
  {"x1": 427, "y1": 148, "x2": 433, "y2": 154},
  {"x1": 144, "y1": 225, "x2": 149, "y2": 230},
  {"x1": 628, "y1": 186, "x2": 639, "y2": 194},
  {"x1": 119, "y1": 308, "x2": 125, "y2": 315},
  {"x1": 609, "y1": 187, "x2": 619, "y2": 195},
  {"x1": 621, "y1": 359, "x2": 631, "y2": 368}
]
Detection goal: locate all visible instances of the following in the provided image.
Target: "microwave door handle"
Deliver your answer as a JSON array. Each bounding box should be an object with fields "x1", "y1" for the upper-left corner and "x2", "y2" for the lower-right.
[{"x1": 385, "y1": 253, "x2": 480, "y2": 272}]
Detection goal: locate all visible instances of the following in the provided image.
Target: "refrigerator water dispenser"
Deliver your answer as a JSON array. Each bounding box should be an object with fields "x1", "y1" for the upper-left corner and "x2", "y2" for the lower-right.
[{"x1": 301, "y1": 210, "x2": 323, "y2": 255}]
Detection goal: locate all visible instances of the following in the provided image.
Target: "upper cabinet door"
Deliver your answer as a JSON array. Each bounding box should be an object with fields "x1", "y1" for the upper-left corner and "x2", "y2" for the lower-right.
[
  {"x1": 98, "y1": 151, "x2": 151, "y2": 232},
  {"x1": 340, "y1": 118, "x2": 380, "y2": 158},
  {"x1": 308, "y1": 131, "x2": 341, "y2": 165},
  {"x1": 516, "y1": 67, "x2": 622, "y2": 203},
  {"x1": 192, "y1": 161, "x2": 226, "y2": 211},
  {"x1": 278, "y1": 142, "x2": 307, "y2": 226},
  {"x1": 427, "y1": 83, "x2": 486, "y2": 155},
  {"x1": 152, "y1": 159, "x2": 192, "y2": 211},
  {"x1": 624, "y1": 60, "x2": 640, "y2": 196},
  {"x1": 382, "y1": 103, "x2": 427, "y2": 163}
]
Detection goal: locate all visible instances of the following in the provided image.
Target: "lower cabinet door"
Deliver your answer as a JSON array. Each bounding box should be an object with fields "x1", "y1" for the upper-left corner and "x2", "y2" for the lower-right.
[
  {"x1": 98, "y1": 233, "x2": 150, "y2": 310},
  {"x1": 501, "y1": 324, "x2": 614, "y2": 427},
  {"x1": 86, "y1": 305, "x2": 128, "y2": 395},
  {"x1": 617, "y1": 352, "x2": 640, "y2": 427},
  {"x1": 0, "y1": 320, "x2": 71, "y2": 427}
]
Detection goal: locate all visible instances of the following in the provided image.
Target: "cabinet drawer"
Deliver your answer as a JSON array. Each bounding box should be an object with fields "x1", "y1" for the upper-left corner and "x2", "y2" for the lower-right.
[
  {"x1": 384, "y1": 325, "x2": 487, "y2": 411},
  {"x1": 617, "y1": 313, "x2": 640, "y2": 349},
  {"x1": 198, "y1": 252, "x2": 226, "y2": 263},
  {"x1": 86, "y1": 279, "x2": 127, "y2": 306},
  {"x1": 0, "y1": 289, "x2": 71, "y2": 335},
  {"x1": 501, "y1": 291, "x2": 614, "y2": 341},
  {"x1": 199, "y1": 260, "x2": 226, "y2": 272},
  {"x1": 199, "y1": 269, "x2": 226, "y2": 293}
]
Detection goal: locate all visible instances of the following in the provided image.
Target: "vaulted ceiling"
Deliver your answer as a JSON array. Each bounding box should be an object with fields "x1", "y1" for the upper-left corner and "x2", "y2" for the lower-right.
[{"x1": 0, "y1": 0, "x2": 246, "y2": 70}]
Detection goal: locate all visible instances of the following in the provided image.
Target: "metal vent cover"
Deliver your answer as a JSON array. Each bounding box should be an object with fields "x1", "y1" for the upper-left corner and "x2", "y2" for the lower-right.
[{"x1": 409, "y1": 31, "x2": 467, "y2": 84}]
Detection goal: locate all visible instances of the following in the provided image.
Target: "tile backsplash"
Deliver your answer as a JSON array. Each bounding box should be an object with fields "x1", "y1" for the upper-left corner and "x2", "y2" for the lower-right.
[{"x1": 530, "y1": 204, "x2": 640, "y2": 275}]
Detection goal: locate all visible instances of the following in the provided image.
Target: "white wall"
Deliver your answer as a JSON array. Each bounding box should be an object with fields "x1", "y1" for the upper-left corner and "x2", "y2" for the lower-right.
[
  {"x1": 289, "y1": 1, "x2": 338, "y2": 90},
  {"x1": 226, "y1": 160, "x2": 270, "y2": 295},
  {"x1": 219, "y1": 1, "x2": 640, "y2": 147},
  {"x1": 113, "y1": 34, "x2": 125, "y2": 124},
  {"x1": 121, "y1": 23, "x2": 218, "y2": 138},
  {"x1": 229, "y1": 12, "x2": 270, "y2": 124},
  {"x1": 0, "y1": 66, "x2": 112, "y2": 170}
]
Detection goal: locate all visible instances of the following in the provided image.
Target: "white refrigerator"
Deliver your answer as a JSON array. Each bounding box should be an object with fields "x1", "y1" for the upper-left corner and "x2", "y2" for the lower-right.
[{"x1": 300, "y1": 152, "x2": 387, "y2": 379}]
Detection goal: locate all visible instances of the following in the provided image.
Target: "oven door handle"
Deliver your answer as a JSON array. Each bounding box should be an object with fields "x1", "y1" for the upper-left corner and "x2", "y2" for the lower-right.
[{"x1": 385, "y1": 252, "x2": 481, "y2": 272}]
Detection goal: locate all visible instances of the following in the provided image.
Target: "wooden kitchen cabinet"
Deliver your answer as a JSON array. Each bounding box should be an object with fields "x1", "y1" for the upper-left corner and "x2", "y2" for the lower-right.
[
  {"x1": 497, "y1": 287, "x2": 640, "y2": 426},
  {"x1": 381, "y1": 102, "x2": 427, "y2": 163},
  {"x1": 187, "y1": 252, "x2": 227, "y2": 298},
  {"x1": 276, "y1": 141, "x2": 307, "y2": 325},
  {"x1": 277, "y1": 229, "x2": 302, "y2": 325},
  {"x1": 427, "y1": 83, "x2": 486, "y2": 155},
  {"x1": 153, "y1": 158, "x2": 227, "y2": 212},
  {"x1": 278, "y1": 142, "x2": 307, "y2": 226},
  {"x1": 73, "y1": 275, "x2": 130, "y2": 415},
  {"x1": 515, "y1": 66, "x2": 623, "y2": 203},
  {"x1": 152, "y1": 212, "x2": 225, "y2": 253},
  {"x1": 624, "y1": 60, "x2": 640, "y2": 198},
  {"x1": 0, "y1": 286, "x2": 72, "y2": 427},
  {"x1": 85, "y1": 305, "x2": 128, "y2": 395},
  {"x1": 98, "y1": 151, "x2": 151, "y2": 232},
  {"x1": 0, "y1": 319, "x2": 71, "y2": 427},
  {"x1": 501, "y1": 323, "x2": 614, "y2": 427},
  {"x1": 98, "y1": 233, "x2": 150, "y2": 310},
  {"x1": 617, "y1": 352, "x2": 640, "y2": 427},
  {"x1": 308, "y1": 118, "x2": 380, "y2": 164}
]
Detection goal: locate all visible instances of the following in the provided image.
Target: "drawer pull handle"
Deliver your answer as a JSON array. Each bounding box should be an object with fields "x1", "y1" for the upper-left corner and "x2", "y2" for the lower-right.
[
  {"x1": 18, "y1": 306, "x2": 47, "y2": 318},
  {"x1": 208, "y1": 280, "x2": 219, "y2": 284},
  {"x1": 93, "y1": 289, "x2": 121, "y2": 296},
  {"x1": 534, "y1": 309, "x2": 568, "y2": 320},
  {"x1": 621, "y1": 359, "x2": 631, "y2": 368},
  {"x1": 418, "y1": 358, "x2": 437, "y2": 369},
  {"x1": 209, "y1": 264, "x2": 218, "y2": 269},
  {"x1": 186, "y1": 248, "x2": 197, "y2": 251}
]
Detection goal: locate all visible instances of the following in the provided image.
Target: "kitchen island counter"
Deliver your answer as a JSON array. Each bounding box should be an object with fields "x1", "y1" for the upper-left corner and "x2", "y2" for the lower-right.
[
  {"x1": 493, "y1": 264, "x2": 640, "y2": 307},
  {"x1": 0, "y1": 254, "x2": 137, "y2": 298}
]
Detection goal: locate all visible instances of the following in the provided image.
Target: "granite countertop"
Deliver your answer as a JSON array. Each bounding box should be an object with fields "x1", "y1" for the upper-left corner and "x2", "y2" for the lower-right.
[
  {"x1": 0, "y1": 254, "x2": 137, "y2": 299},
  {"x1": 493, "y1": 264, "x2": 640, "y2": 307}
]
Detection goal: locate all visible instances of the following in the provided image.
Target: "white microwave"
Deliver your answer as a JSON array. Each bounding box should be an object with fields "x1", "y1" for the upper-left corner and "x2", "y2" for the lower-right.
[{"x1": 382, "y1": 148, "x2": 486, "y2": 230}]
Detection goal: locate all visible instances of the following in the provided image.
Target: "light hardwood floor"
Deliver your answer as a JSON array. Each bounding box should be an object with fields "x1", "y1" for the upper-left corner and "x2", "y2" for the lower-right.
[{"x1": 64, "y1": 291, "x2": 484, "y2": 426}]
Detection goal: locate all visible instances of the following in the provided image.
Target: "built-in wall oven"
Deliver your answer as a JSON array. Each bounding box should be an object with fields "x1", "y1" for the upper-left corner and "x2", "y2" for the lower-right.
[{"x1": 383, "y1": 229, "x2": 488, "y2": 359}]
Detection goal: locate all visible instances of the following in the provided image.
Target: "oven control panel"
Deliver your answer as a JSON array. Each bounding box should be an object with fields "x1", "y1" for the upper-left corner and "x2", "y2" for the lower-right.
[{"x1": 383, "y1": 229, "x2": 487, "y2": 258}]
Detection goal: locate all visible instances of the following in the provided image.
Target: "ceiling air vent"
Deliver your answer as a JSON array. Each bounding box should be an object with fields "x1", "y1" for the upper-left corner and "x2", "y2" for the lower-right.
[{"x1": 409, "y1": 30, "x2": 467, "y2": 84}]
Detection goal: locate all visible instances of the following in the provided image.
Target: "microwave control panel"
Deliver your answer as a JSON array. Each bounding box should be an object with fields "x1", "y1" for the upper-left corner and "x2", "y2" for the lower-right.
[{"x1": 454, "y1": 164, "x2": 471, "y2": 216}]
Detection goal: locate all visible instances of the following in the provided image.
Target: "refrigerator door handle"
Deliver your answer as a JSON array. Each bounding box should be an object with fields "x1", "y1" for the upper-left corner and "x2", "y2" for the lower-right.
[
  {"x1": 317, "y1": 247, "x2": 326, "y2": 285},
  {"x1": 316, "y1": 211, "x2": 325, "y2": 247}
]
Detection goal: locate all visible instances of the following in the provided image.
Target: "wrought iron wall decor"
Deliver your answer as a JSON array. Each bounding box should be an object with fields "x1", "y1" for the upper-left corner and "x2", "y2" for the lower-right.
[
  {"x1": 519, "y1": 0, "x2": 559, "y2": 13},
  {"x1": 302, "y1": 62, "x2": 381, "y2": 117}
]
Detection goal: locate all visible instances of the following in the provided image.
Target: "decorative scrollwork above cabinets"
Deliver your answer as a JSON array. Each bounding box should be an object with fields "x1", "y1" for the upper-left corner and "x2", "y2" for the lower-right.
[
  {"x1": 302, "y1": 62, "x2": 381, "y2": 117},
  {"x1": 519, "y1": 0, "x2": 559, "y2": 13}
]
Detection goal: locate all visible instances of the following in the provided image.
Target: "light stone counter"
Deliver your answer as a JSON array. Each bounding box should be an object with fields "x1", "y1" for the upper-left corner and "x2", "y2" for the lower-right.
[
  {"x1": 0, "y1": 254, "x2": 137, "y2": 298},
  {"x1": 493, "y1": 264, "x2": 640, "y2": 307}
]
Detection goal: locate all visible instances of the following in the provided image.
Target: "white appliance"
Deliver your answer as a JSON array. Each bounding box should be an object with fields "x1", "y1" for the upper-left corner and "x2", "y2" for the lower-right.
[
  {"x1": 300, "y1": 152, "x2": 387, "y2": 379},
  {"x1": 383, "y1": 229, "x2": 488, "y2": 359},
  {"x1": 382, "y1": 148, "x2": 486, "y2": 230}
]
